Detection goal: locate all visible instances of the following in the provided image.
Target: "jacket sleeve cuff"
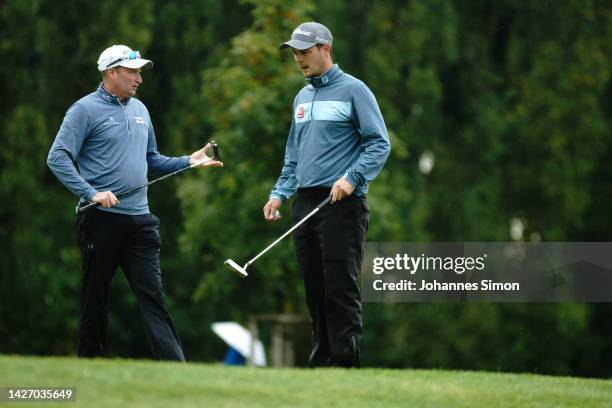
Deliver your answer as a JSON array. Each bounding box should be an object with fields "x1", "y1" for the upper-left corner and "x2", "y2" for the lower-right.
[
  {"x1": 343, "y1": 172, "x2": 361, "y2": 190},
  {"x1": 85, "y1": 187, "x2": 98, "y2": 201},
  {"x1": 269, "y1": 194, "x2": 286, "y2": 203}
]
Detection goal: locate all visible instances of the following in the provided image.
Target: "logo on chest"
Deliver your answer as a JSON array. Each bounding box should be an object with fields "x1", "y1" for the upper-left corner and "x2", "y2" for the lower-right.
[
  {"x1": 294, "y1": 102, "x2": 312, "y2": 123},
  {"x1": 102, "y1": 116, "x2": 117, "y2": 126}
]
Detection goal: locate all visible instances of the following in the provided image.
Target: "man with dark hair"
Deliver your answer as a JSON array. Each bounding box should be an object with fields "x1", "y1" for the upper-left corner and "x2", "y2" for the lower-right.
[
  {"x1": 263, "y1": 23, "x2": 390, "y2": 367},
  {"x1": 47, "y1": 45, "x2": 223, "y2": 360}
]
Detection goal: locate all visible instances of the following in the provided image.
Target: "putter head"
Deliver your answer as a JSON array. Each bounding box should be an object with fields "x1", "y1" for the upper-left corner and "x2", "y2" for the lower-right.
[{"x1": 224, "y1": 259, "x2": 248, "y2": 278}]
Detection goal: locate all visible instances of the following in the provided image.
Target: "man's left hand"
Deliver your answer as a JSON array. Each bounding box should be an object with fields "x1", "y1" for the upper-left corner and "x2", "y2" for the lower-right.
[
  {"x1": 330, "y1": 177, "x2": 354, "y2": 203},
  {"x1": 189, "y1": 143, "x2": 223, "y2": 167}
]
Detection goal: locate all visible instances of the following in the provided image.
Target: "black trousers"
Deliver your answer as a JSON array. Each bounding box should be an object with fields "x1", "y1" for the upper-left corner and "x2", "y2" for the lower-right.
[
  {"x1": 292, "y1": 188, "x2": 369, "y2": 368},
  {"x1": 75, "y1": 209, "x2": 184, "y2": 361}
]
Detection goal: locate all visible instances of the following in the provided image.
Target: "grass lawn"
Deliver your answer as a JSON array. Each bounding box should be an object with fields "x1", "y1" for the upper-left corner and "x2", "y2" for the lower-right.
[{"x1": 0, "y1": 355, "x2": 610, "y2": 407}]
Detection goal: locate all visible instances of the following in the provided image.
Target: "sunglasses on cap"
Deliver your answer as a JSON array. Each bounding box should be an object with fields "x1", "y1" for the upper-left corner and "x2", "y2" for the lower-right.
[{"x1": 107, "y1": 50, "x2": 141, "y2": 68}]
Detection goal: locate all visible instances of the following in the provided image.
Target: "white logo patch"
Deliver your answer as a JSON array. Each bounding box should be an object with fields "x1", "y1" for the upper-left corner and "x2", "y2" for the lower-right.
[
  {"x1": 294, "y1": 28, "x2": 312, "y2": 37},
  {"x1": 294, "y1": 102, "x2": 312, "y2": 123},
  {"x1": 102, "y1": 116, "x2": 117, "y2": 126},
  {"x1": 134, "y1": 116, "x2": 146, "y2": 124}
]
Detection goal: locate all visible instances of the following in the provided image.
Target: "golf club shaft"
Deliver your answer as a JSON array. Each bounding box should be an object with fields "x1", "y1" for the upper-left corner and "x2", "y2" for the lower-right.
[
  {"x1": 245, "y1": 196, "x2": 331, "y2": 267},
  {"x1": 77, "y1": 157, "x2": 214, "y2": 213}
]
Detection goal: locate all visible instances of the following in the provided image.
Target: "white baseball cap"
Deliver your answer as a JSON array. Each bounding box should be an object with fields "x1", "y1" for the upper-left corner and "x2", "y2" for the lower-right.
[{"x1": 97, "y1": 45, "x2": 153, "y2": 72}]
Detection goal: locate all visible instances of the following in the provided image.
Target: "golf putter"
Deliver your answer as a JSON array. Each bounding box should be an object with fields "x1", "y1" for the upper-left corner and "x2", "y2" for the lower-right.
[{"x1": 224, "y1": 195, "x2": 332, "y2": 278}]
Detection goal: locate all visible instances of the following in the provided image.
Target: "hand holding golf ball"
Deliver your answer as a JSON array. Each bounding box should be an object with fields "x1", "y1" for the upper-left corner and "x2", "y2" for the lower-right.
[{"x1": 263, "y1": 198, "x2": 282, "y2": 222}]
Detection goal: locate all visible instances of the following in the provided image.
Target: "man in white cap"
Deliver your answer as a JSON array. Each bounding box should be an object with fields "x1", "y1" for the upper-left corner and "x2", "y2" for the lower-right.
[
  {"x1": 47, "y1": 45, "x2": 223, "y2": 360},
  {"x1": 263, "y1": 23, "x2": 390, "y2": 367}
]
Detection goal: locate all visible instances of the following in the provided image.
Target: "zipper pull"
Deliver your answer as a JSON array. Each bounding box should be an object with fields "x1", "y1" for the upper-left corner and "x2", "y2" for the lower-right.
[{"x1": 311, "y1": 87, "x2": 318, "y2": 120}]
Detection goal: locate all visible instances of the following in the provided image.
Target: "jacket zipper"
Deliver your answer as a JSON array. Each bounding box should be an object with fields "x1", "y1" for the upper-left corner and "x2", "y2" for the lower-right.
[
  {"x1": 311, "y1": 86, "x2": 318, "y2": 120},
  {"x1": 116, "y1": 96, "x2": 131, "y2": 135}
]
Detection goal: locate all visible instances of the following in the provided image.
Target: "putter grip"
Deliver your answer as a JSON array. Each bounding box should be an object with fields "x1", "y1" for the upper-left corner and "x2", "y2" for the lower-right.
[
  {"x1": 318, "y1": 196, "x2": 332, "y2": 208},
  {"x1": 211, "y1": 141, "x2": 220, "y2": 161},
  {"x1": 77, "y1": 201, "x2": 98, "y2": 213}
]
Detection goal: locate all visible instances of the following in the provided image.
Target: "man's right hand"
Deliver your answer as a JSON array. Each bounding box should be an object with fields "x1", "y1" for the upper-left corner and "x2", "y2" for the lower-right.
[
  {"x1": 91, "y1": 191, "x2": 119, "y2": 208},
  {"x1": 263, "y1": 198, "x2": 282, "y2": 222}
]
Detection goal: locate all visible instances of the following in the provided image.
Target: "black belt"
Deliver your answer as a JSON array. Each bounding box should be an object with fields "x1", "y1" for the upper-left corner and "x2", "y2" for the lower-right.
[{"x1": 297, "y1": 187, "x2": 331, "y2": 197}]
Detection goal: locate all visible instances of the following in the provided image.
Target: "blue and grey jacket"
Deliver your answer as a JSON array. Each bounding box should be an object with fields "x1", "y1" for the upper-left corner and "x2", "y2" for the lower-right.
[
  {"x1": 47, "y1": 84, "x2": 190, "y2": 215},
  {"x1": 270, "y1": 64, "x2": 390, "y2": 201}
]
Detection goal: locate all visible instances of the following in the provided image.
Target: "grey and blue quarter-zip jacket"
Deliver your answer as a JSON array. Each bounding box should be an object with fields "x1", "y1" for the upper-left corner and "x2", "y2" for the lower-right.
[
  {"x1": 47, "y1": 84, "x2": 190, "y2": 215},
  {"x1": 270, "y1": 64, "x2": 390, "y2": 202}
]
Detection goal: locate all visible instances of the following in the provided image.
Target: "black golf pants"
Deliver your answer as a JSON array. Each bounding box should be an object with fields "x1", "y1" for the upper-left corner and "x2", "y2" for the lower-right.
[
  {"x1": 292, "y1": 187, "x2": 369, "y2": 368},
  {"x1": 75, "y1": 209, "x2": 184, "y2": 361}
]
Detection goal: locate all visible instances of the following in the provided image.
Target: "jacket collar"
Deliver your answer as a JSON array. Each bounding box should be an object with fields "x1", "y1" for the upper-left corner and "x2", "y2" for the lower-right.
[
  {"x1": 306, "y1": 64, "x2": 342, "y2": 88},
  {"x1": 96, "y1": 83, "x2": 129, "y2": 105}
]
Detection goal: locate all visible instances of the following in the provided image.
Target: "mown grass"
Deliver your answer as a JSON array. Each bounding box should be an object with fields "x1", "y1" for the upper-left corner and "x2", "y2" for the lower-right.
[{"x1": 0, "y1": 355, "x2": 610, "y2": 407}]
